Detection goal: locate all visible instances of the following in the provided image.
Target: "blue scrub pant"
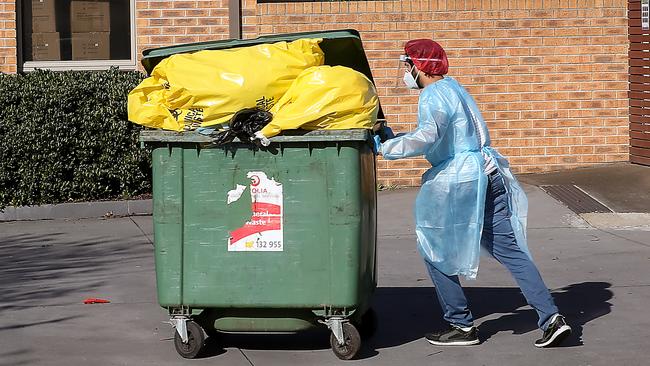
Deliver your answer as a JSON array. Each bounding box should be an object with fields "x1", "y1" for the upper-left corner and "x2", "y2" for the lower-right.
[{"x1": 425, "y1": 171, "x2": 559, "y2": 331}]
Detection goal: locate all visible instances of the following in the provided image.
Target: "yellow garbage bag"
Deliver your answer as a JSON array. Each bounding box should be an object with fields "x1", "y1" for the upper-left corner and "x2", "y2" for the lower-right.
[
  {"x1": 260, "y1": 66, "x2": 379, "y2": 138},
  {"x1": 128, "y1": 39, "x2": 324, "y2": 131}
]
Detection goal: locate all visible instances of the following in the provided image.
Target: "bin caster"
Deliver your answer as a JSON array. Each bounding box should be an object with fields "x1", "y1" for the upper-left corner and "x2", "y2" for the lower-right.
[
  {"x1": 328, "y1": 320, "x2": 361, "y2": 360},
  {"x1": 172, "y1": 319, "x2": 205, "y2": 359}
]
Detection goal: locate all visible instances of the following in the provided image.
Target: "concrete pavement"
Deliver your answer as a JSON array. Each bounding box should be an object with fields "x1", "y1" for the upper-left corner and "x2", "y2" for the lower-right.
[
  {"x1": 520, "y1": 163, "x2": 650, "y2": 231},
  {"x1": 519, "y1": 162, "x2": 650, "y2": 214},
  {"x1": 1, "y1": 183, "x2": 649, "y2": 365}
]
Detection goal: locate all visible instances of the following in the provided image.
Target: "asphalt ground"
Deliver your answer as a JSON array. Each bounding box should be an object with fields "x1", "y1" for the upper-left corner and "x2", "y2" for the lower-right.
[{"x1": 1, "y1": 177, "x2": 649, "y2": 365}]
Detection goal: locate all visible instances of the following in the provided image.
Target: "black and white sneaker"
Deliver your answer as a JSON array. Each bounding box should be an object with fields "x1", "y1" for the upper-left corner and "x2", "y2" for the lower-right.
[
  {"x1": 534, "y1": 314, "x2": 572, "y2": 348},
  {"x1": 425, "y1": 325, "x2": 480, "y2": 346}
]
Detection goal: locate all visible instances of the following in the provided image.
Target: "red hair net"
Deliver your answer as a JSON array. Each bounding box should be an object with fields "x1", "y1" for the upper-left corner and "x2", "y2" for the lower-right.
[{"x1": 404, "y1": 39, "x2": 449, "y2": 76}]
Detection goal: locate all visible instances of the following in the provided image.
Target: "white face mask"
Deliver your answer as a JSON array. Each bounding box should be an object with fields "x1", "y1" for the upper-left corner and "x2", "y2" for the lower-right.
[{"x1": 403, "y1": 66, "x2": 421, "y2": 89}]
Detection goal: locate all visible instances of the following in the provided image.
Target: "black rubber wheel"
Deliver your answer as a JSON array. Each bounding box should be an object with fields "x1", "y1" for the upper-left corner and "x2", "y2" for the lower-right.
[
  {"x1": 173, "y1": 320, "x2": 205, "y2": 359},
  {"x1": 330, "y1": 322, "x2": 361, "y2": 360},
  {"x1": 355, "y1": 308, "x2": 378, "y2": 339}
]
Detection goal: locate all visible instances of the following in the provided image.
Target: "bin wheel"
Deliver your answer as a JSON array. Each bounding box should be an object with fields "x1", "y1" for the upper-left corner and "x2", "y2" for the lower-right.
[
  {"x1": 330, "y1": 322, "x2": 361, "y2": 360},
  {"x1": 355, "y1": 308, "x2": 378, "y2": 339},
  {"x1": 174, "y1": 320, "x2": 205, "y2": 359}
]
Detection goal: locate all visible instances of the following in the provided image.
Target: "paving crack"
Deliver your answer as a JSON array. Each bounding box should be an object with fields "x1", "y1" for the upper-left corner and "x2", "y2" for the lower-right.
[
  {"x1": 239, "y1": 349, "x2": 254, "y2": 366},
  {"x1": 607, "y1": 284, "x2": 650, "y2": 289},
  {"x1": 595, "y1": 228, "x2": 650, "y2": 249},
  {"x1": 130, "y1": 216, "x2": 153, "y2": 246}
]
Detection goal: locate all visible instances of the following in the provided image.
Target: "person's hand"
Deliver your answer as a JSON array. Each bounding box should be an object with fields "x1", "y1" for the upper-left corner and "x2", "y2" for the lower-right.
[
  {"x1": 373, "y1": 134, "x2": 382, "y2": 155},
  {"x1": 381, "y1": 126, "x2": 395, "y2": 140}
]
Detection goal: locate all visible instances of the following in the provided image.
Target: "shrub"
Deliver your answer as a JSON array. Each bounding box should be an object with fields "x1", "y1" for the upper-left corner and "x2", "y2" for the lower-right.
[{"x1": 0, "y1": 68, "x2": 150, "y2": 208}]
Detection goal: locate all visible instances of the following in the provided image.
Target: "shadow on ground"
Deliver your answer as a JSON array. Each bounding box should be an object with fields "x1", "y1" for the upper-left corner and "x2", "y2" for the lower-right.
[
  {"x1": 0, "y1": 232, "x2": 150, "y2": 314},
  {"x1": 197, "y1": 282, "x2": 613, "y2": 359},
  {"x1": 0, "y1": 348, "x2": 35, "y2": 366},
  {"x1": 369, "y1": 282, "x2": 612, "y2": 349}
]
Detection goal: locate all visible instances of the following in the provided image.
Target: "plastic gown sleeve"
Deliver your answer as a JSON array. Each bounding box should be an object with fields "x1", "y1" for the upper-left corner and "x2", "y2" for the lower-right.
[{"x1": 379, "y1": 96, "x2": 450, "y2": 160}]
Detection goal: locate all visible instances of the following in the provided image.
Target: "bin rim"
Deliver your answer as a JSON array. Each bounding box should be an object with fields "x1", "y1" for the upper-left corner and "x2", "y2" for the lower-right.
[
  {"x1": 139, "y1": 129, "x2": 371, "y2": 145},
  {"x1": 142, "y1": 29, "x2": 362, "y2": 70}
]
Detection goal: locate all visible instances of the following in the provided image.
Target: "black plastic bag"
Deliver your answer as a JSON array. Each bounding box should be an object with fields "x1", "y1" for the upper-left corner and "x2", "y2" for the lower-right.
[{"x1": 212, "y1": 108, "x2": 273, "y2": 146}]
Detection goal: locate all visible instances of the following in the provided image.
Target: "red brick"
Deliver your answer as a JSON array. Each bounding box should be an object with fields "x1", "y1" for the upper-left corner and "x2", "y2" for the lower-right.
[
  {"x1": 137, "y1": 10, "x2": 161, "y2": 17},
  {"x1": 186, "y1": 9, "x2": 210, "y2": 17},
  {"x1": 522, "y1": 129, "x2": 545, "y2": 137},
  {"x1": 149, "y1": 35, "x2": 173, "y2": 44},
  {"x1": 198, "y1": 18, "x2": 222, "y2": 26},
  {"x1": 148, "y1": 1, "x2": 173, "y2": 9},
  {"x1": 138, "y1": 27, "x2": 161, "y2": 36},
  {"x1": 161, "y1": 10, "x2": 185, "y2": 18},
  {"x1": 173, "y1": 18, "x2": 197, "y2": 26},
  {"x1": 378, "y1": 170, "x2": 399, "y2": 178},
  {"x1": 149, "y1": 18, "x2": 173, "y2": 26},
  {"x1": 386, "y1": 160, "x2": 414, "y2": 169}
]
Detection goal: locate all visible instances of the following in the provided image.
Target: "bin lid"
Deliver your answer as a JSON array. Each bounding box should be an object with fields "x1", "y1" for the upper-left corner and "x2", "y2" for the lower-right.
[
  {"x1": 140, "y1": 29, "x2": 385, "y2": 119},
  {"x1": 140, "y1": 129, "x2": 370, "y2": 145}
]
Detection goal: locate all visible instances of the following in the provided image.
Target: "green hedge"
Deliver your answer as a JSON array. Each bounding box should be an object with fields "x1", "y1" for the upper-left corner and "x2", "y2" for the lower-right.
[{"x1": 0, "y1": 68, "x2": 151, "y2": 208}]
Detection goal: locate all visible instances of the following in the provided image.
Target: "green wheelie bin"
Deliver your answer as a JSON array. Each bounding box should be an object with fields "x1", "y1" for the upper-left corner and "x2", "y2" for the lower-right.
[{"x1": 139, "y1": 30, "x2": 380, "y2": 360}]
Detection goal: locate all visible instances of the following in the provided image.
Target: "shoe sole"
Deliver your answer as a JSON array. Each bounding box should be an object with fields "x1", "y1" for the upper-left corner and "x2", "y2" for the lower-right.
[
  {"x1": 426, "y1": 338, "x2": 480, "y2": 346},
  {"x1": 534, "y1": 325, "x2": 572, "y2": 348}
]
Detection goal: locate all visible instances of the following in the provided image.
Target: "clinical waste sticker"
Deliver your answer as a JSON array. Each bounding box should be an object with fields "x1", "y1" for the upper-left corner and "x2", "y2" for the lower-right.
[{"x1": 227, "y1": 172, "x2": 283, "y2": 251}]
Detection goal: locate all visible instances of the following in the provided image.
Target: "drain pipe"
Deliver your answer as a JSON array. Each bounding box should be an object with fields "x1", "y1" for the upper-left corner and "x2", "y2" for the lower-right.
[{"x1": 229, "y1": 0, "x2": 242, "y2": 39}]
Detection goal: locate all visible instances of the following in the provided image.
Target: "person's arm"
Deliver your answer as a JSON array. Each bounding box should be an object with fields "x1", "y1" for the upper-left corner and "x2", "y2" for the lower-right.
[{"x1": 379, "y1": 100, "x2": 450, "y2": 160}]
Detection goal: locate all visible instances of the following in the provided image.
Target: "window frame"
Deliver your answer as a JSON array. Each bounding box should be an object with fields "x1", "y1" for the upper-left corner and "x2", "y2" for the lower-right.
[{"x1": 18, "y1": 0, "x2": 137, "y2": 72}]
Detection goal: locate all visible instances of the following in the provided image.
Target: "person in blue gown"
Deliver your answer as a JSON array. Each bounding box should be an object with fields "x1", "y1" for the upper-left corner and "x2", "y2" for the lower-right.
[{"x1": 374, "y1": 39, "x2": 571, "y2": 348}]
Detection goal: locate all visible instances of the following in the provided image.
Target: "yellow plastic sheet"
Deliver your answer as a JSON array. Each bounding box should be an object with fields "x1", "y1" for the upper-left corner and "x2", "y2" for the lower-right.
[
  {"x1": 260, "y1": 66, "x2": 379, "y2": 138},
  {"x1": 128, "y1": 39, "x2": 324, "y2": 131}
]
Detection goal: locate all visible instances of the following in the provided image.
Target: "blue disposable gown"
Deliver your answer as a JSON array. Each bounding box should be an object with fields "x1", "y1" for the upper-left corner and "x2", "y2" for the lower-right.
[{"x1": 380, "y1": 77, "x2": 530, "y2": 279}]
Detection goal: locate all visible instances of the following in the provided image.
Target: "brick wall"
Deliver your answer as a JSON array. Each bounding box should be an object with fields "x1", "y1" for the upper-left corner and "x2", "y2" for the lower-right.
[
  {"x1": 0, "y1": 0, "x2": 16, "y2": 73},
  {"x1": 245, "y1": 0, "x2": 630, "y2": 186},
  {"x1": 135, "y1": 0, "x2": 231, "y2": 61},
  {"x1": 0, "y1": 1, "x2": 631, "y2": 186}
]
